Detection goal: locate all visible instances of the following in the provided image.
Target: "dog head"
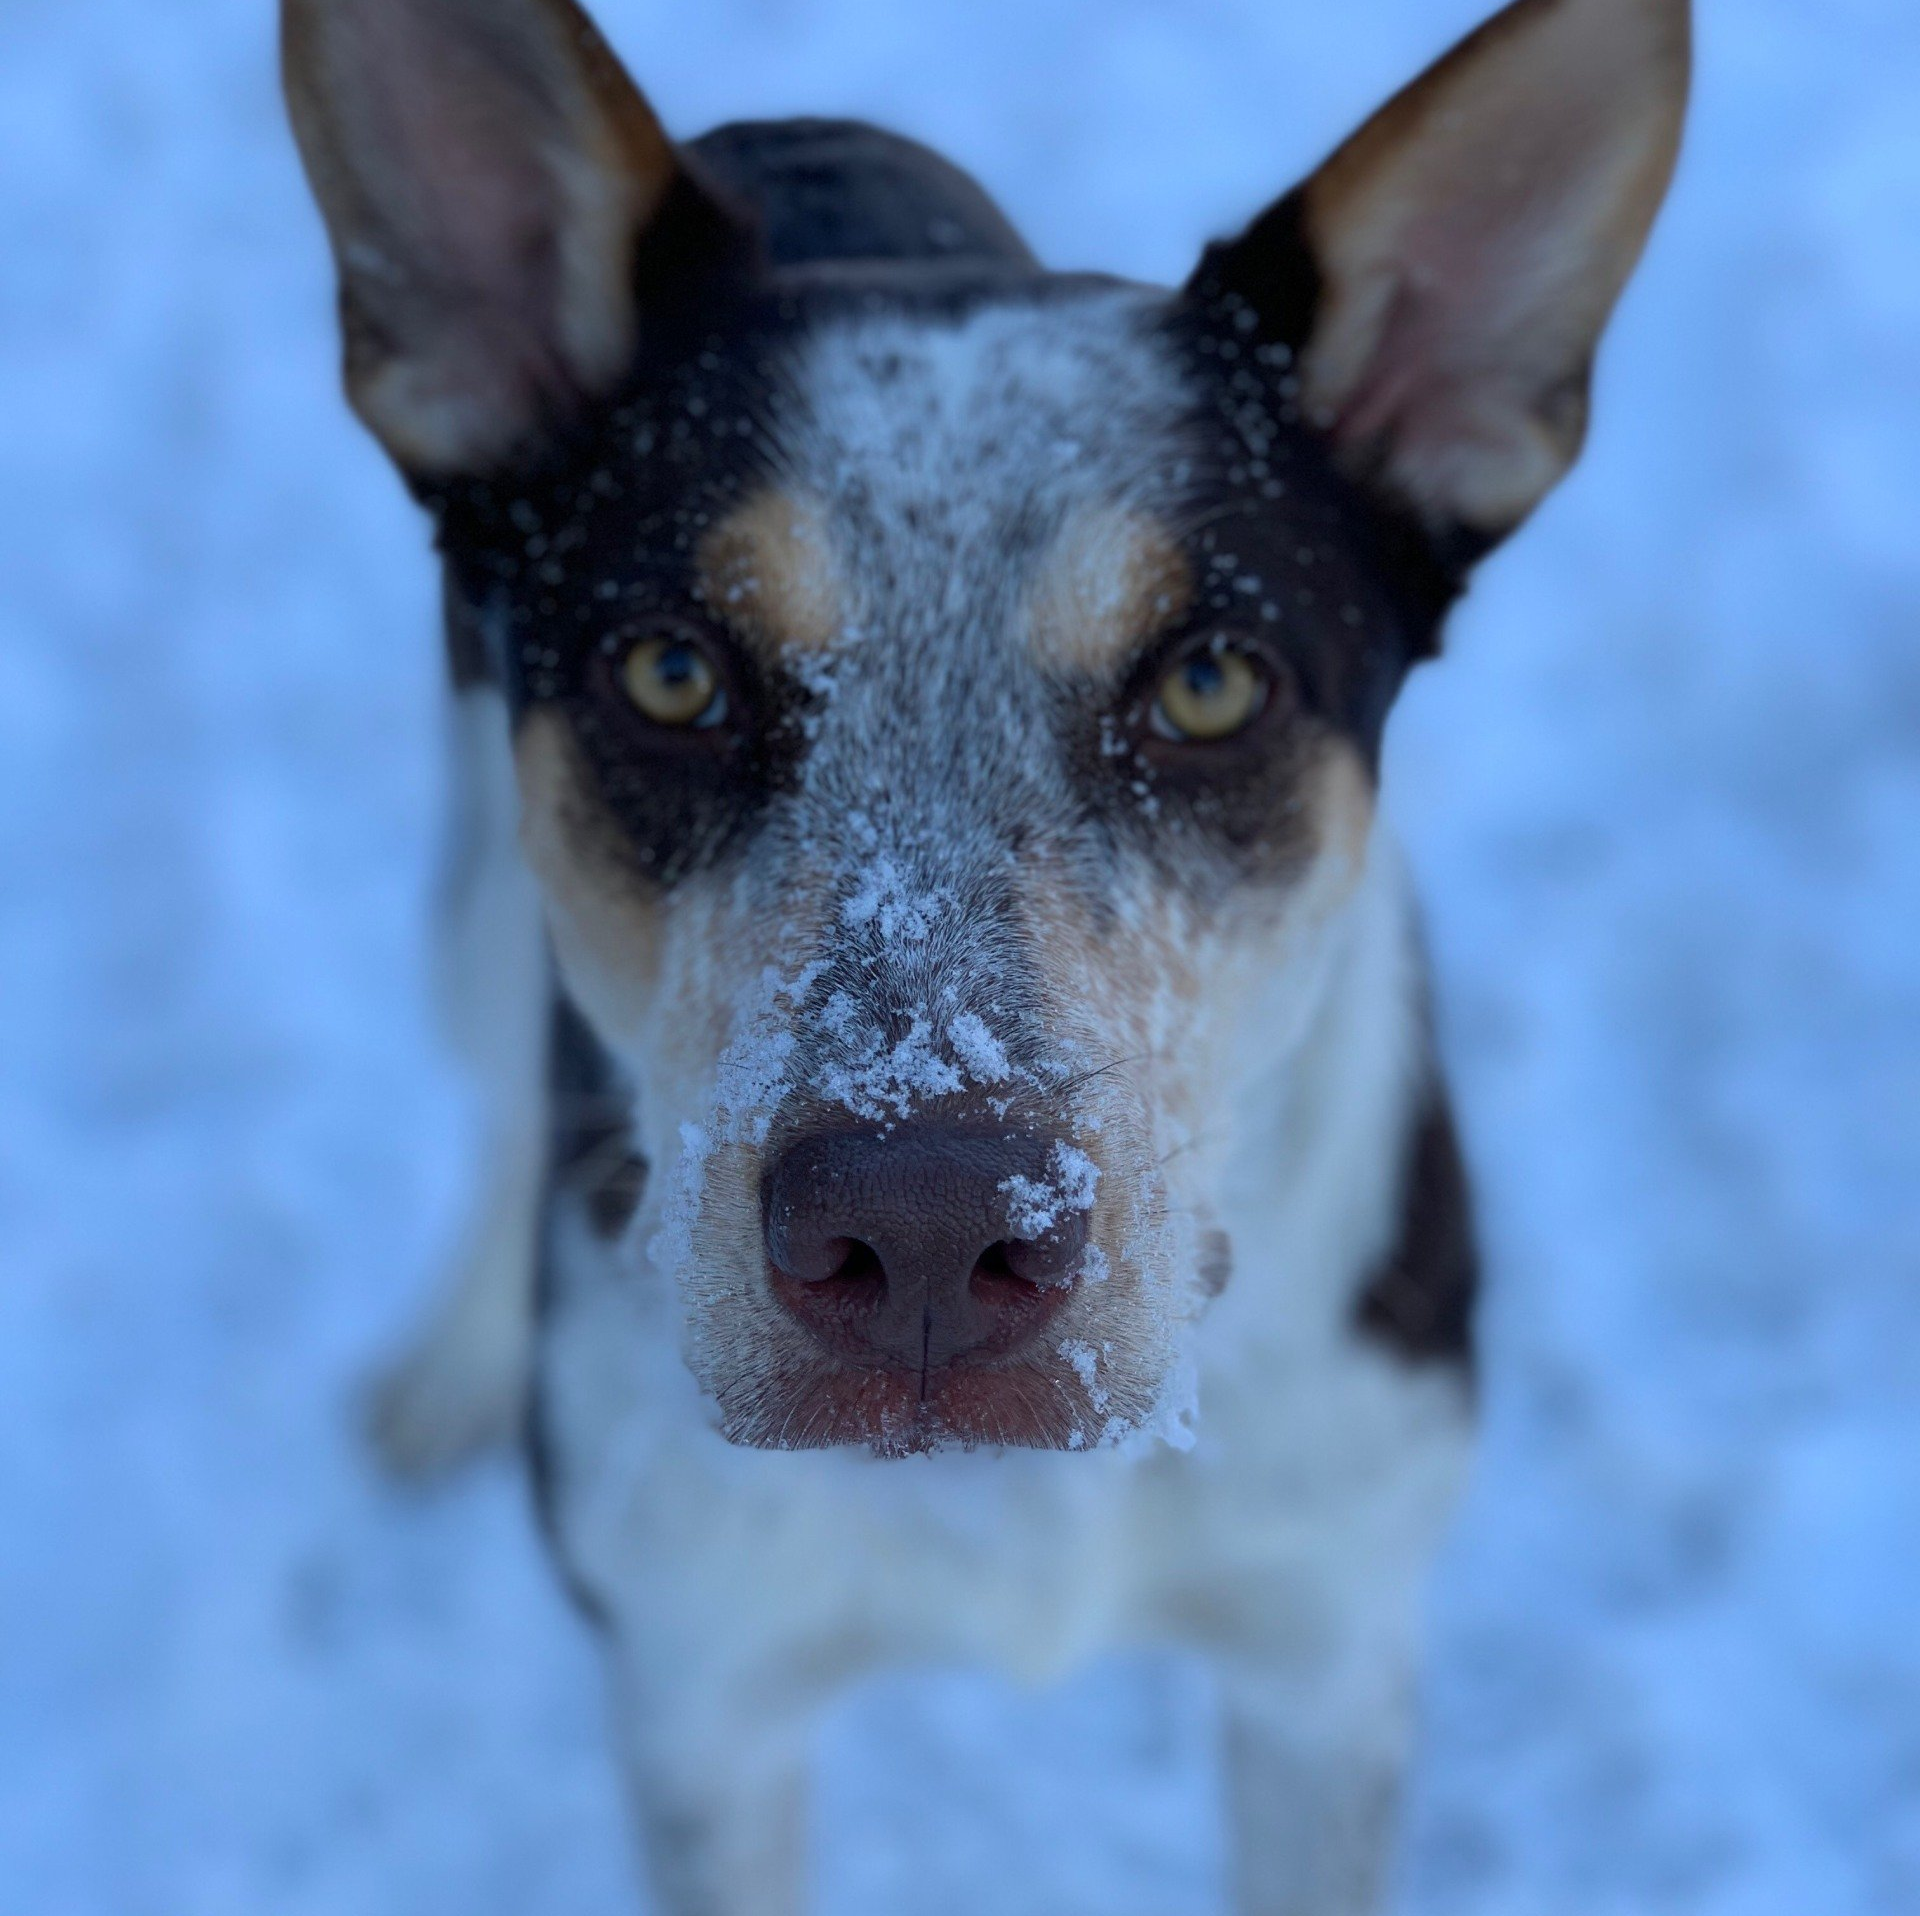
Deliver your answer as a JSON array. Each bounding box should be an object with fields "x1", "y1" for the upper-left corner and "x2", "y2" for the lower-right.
[{"x1": 285, "y1": 0, "x2": 1688, "y2": 1453}]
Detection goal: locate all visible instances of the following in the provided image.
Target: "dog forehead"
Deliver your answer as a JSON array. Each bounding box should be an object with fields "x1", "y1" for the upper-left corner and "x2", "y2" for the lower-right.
[
  {"x1": 731, "y1": 289, "x2": 1196, "y2": 659},
  {"x1": 785, "y1": 288, "x2": 1182, "y2": 479}
]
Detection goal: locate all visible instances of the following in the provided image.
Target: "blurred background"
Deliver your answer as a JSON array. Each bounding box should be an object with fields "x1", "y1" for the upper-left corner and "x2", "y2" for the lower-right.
[{"x1": 3, "y1": 0, "x2": 1917, "y2": 1911}]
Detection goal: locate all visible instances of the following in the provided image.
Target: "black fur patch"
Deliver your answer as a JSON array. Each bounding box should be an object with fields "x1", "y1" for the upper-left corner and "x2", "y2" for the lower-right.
[
  {"x1": 441, "y1": 566, "x2": 497, "y2": 691},
  {"x1": 548, "y1": 992, "x2": 649, "y2": 1243},
  {"x1": 1355, "y1": 1084, "x2": 1479, "y2": 1374},
  {"x1": 1184, "y1": 185, "x2": 1500, "y2": 585},
  {"x1": 1165, "y1": 255, "x2": 1464, "y2": 775},
  {"x1": 690, "y1": 119, "x2": 1037, "y2": 271},
  {"x1": 526, "y1": 990, "x2": 647, "y2": 1630}
]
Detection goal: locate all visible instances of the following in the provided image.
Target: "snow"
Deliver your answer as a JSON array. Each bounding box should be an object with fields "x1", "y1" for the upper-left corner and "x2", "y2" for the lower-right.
[
  {"x1": 3, "y1": 1, "x2": 1917, "y2": 1912},
  {"x1": 838, "y1": 853, "x2": 948, "y2": 946},
  {"x1": 815, "y1": 1009, "x2": 969, "y2": 1120},
  {"x1": 1000, "y1": 1142, "x2": 1102, "y2": 1239},
  {"x1": 947, "y1": 1012, "x2": 1013, "y2": 1086}
]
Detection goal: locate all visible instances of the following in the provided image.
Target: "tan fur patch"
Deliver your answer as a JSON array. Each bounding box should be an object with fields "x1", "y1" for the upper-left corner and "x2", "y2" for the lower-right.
[
  {"x1": 1027, "y1": 506, "x2": 1192, "y2": 676},
  {"x1": 514, "y1": 710, "x2": 666, "y2": 1034},
  {"x1": 698, "y1": 489, "x2": 844, "y2": 653},
  {"x1": 1010, "y1": 736, "x2": 1375, "y2": 1188},
  {"x1": 1313, "y1": 736, "x2": 1378, "y2": 881}
]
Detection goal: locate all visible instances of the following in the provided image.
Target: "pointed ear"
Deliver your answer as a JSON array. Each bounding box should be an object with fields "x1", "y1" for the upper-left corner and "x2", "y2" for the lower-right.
[
  {"x1": 1187, "y1": 0, "x2": 1690, "y2": 551},
  {"x1": 282, "y1": 0, "x2": 743, "y2": 476}
]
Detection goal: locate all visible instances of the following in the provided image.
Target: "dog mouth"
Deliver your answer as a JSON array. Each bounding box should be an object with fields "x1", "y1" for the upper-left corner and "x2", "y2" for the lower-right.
[{"x1": 712, "y1": 1336, "x2": 1120, "y2": 1456}]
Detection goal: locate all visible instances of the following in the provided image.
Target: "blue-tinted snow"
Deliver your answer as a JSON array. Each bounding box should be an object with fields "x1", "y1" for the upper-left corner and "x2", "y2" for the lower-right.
[{"x1": 2, "y1": 2, "x2": 1916, "y2": 1911}]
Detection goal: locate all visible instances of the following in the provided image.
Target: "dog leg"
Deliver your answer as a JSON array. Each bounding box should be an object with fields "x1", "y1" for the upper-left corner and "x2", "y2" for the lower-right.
[
  {"x1": 633, "y1": 1760, "x2": 809, "y2": 1916},
  {"x1": 1219, "y1": 1664, "x2": 1414, "y2": 1916},
  {"x1": 620, "y1": 1722, "x2": 811, "y2": 1916},
  {"x1": 369, "y1": 683, "x2": 550, "y2": 1479},
  {"x1": 365, "y1": 1110, "x2": 546, "y2": 1477}
]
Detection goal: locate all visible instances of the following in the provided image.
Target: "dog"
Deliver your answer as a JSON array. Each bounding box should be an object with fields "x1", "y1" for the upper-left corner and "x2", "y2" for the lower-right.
[{"x1": 282, "y1": 0, "x2": 1689, "y2": 1907}]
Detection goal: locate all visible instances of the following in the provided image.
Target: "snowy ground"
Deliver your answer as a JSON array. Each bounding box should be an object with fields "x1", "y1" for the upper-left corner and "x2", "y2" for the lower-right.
[{"x1": 4, "y1": 1, "x2": 1918, "y2": 1911}]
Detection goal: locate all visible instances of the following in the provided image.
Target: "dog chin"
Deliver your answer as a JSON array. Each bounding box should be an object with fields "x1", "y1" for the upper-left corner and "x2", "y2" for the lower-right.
[{"x1": 711, "y1": 1355, "x2": 1136, "y2": 1456}]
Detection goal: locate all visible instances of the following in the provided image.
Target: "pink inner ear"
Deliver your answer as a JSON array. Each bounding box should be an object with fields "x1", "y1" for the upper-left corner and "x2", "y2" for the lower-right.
[
  {"x1": 307, "y1": 0, "x2": 623, "y2": 457},
  {"x1": 352, "y1": 4, "x2": 565, "y2": 322},
  {"x1": 1336, "y1": 86, "x2": 1625, "y2": 431},
  {"x1": 1302, "y1": 3, "x2": 1686, "y2": 532},
  {"x1": 286, "y1": 0, "x2": 685, "y2": 470},
  {"x1": 1337, "y1": 215, "x2": 1539, "y2": 450}
]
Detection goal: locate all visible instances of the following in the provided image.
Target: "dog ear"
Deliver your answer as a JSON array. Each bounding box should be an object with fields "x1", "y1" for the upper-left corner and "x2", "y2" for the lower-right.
[
  {"x1": 282, "y1": 0, "x2": 742, "y2": 476},
  {"x1": 1187, "y1": 0, "x2": 1690, "y2": 554}
]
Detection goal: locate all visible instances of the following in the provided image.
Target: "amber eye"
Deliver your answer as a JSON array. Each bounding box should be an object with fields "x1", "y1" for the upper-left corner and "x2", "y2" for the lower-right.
[
  {"x1": 622, "y1": 632, "x2": 726, "y2": 728},
  {"x1": 1151, "y1": 642, "x2": 1268, "y2": 742}
]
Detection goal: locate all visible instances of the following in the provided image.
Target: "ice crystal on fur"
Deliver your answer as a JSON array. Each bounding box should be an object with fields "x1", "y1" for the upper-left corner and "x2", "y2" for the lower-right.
[
  {"x1": 1058, "y1": 1339, "x2": 1112, "y2": 1413},
  {"x1": 1000, "y1": 1142, "x2": 1101, "y2": 1239},
  {"x1": 814, "y1": 1009, "x2": 965, "y2": 1120},
  {"x1": 840, "y1": 855, "x2": 949, "y2": 945},
  {"x1": 948, "y1": 1012, "x2": 1013, "y2": 1085}
]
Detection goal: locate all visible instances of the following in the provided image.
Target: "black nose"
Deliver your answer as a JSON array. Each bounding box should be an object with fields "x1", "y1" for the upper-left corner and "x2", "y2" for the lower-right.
[{"x1": 761, "y1": 1129, "x2": 1092, "y2": 1370}]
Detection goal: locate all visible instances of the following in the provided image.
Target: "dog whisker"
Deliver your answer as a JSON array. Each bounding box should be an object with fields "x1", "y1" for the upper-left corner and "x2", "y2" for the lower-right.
[{"x1": 1053, "y1": 1052, "x2": 1147, "y2": 1098}]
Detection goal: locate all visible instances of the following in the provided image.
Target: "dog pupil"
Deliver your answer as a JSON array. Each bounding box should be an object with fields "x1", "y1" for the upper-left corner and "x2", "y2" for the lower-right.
[{"x1": 1188, "y1": 656, "x2": 1224, "y2": 698}]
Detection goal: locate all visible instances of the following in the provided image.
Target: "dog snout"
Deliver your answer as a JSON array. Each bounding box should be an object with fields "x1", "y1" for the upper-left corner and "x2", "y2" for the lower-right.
[{"x1": 762, "y1": 1129, "x2": 1088, "y2": 1371}]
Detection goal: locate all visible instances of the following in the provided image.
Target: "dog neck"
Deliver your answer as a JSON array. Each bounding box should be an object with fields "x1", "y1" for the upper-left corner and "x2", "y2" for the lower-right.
[{"x1": 1200, "y1": 821, "x2": 1428, "y2": 1372}]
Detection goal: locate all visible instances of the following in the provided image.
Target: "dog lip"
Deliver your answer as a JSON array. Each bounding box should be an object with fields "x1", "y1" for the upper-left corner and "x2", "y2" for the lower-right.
[{"x1": 721, "y1": 1343, "x2": 1105, "y2": 1454}]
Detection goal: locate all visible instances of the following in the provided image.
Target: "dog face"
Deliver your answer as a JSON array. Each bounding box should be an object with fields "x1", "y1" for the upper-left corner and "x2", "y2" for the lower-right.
[
  {"x1": 476, "y1": 284, "x2": 1413, "y2": 1452},
  {"x1": 285, "y1": 0, "x2": 1689, "y2": 1453}
]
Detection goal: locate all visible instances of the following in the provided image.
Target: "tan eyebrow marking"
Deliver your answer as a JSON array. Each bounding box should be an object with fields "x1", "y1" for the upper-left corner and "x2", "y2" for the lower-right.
[
  {"x1": 1027, "y1": 505, "x2": 1193, "y2": 675},
  {"x1": 697, "y1": 488, "x2": 844, "y2": 653}
]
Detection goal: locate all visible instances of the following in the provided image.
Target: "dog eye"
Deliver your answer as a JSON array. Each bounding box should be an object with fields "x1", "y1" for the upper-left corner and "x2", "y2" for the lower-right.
[
  {"x1": 622, "y1": 632, "x2": 727, "y2": 729},
  {"x1": 1151, "y1": 641, "x2": 1269, "y2": 743}
]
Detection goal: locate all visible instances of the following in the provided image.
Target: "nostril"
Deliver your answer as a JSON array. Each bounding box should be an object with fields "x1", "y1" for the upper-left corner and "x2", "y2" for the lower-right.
[
  {"x1": 972, "y1": 1238, "x2": 1077, "y2": 1298},
  {"x1": 995, "y1": 1207, "x2": 1089, "y2": 1288},
  {"x1": 972, "y1": 1241, "x2": 1018, "y2": 1283},
  {"x1": 821, "y1": 1239, "x2": 885, "y2": 1286},
  {"x1": 772, "y1": 1232, "x2": 887, "y2": 1288},
  {"x1": 993, "y1": 1239, "x2": 1058, "y2": 1287},
  {"x1": 970, "y1": 1240, "x2": 1031, "y2": 1294}
]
